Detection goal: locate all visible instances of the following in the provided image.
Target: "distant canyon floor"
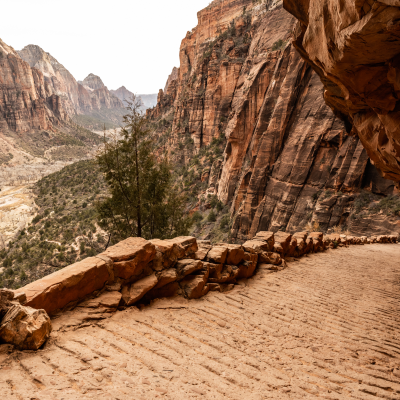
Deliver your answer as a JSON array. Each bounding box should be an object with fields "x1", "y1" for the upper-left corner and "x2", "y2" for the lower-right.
[{"x1": 1, "y1": 244, "x2": 400, "y2": 399}]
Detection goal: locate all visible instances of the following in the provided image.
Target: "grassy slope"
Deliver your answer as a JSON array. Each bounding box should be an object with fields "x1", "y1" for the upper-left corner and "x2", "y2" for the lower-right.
[{"x1": 0, "y1": 160, "x2": 108, "y2": 289}]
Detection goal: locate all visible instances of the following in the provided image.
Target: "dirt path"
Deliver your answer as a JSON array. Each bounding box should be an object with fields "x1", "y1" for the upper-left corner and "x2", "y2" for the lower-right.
[{"x1": 1, "y1": 244, "x2": 400, "y2": 399}]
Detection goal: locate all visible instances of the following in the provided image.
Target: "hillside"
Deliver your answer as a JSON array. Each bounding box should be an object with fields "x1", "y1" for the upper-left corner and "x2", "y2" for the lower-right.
[{"x1": 0, "y1": 160, "x2": 108, "y2": 289}]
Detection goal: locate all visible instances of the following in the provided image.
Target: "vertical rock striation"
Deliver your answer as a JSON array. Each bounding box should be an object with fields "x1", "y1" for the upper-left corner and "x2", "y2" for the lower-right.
[
  {"x1": 0, "y1": 39, "x2": 67, "y2": 133},
  {"x1": 148, "y1": 0, "x2": 399, "y2": 239}
]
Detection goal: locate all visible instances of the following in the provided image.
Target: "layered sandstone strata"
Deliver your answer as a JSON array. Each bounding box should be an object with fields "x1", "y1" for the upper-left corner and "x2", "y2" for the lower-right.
[
  {"x1": 18, "y1": 46, "x2": 124, "y2": 115},
  {"x1": 0, "y1": 39, "x2": 67, "y2": 133},
  {"x1": 148, "y1": 0, "x2": 399, "y2": 239},
  {"x1": 283, "y1": 0, "x2": 400, "y2": 183}
]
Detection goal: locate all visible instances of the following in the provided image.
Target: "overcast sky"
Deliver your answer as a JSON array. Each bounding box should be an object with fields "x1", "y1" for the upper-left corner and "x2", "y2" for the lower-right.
[{"x1": 1, "y1": 0, "x2": 212, "y2": 94}]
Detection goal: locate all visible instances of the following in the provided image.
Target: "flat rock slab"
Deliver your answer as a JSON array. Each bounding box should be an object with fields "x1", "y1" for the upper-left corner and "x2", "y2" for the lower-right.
[
  {"x1": 14, "y1": 257, "x2": 110, "y2": 315},
  {"x1": 2, "y1": 244, "x2": 400, "y2": 399}
]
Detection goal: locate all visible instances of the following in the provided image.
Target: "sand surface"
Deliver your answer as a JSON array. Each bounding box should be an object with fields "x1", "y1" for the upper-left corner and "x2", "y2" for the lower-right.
[{"x1": 1, "y1": 244, "x2": 400, "y2": 399}]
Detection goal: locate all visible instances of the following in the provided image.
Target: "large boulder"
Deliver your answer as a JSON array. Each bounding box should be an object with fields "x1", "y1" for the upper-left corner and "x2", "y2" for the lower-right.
[
  {"x1": 0, "y1": 304, "x2": 51, "y2": 351},
  {"x1": 206, "y1": 246, "x2": 228, "y2": 264},
  {"x1": 225, "y1": 244, "x2": 245, "y2": 265},
  {"x1": 176, "y1": 259, "x2": 204, "y2": 278},
  {"x1": 273, "y1": 232, "x2": 292, "y2": 256},
  {"x1": 292, "y1": 232, "x2": 308, "y2": 256},
  {"x1": 179, "y1": 265, "x2": 210, "y2": 300},
  {"x1": 253, "y1": 232, "x2": 275, "y2": 251}
]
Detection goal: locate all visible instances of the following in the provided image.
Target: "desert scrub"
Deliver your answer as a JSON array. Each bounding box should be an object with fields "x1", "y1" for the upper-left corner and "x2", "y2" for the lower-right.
[{"x1": 0, "y1": 160, "x2": 108, "y2": 290}]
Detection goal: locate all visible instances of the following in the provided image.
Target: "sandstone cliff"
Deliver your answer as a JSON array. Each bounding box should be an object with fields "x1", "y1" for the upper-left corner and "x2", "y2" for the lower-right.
[
  {"x1": 147, "y1": 0, "x2": 400, "y2": 239},
  {"x1": 0, "y1": 38, "x2": 102, "y2": 174},
  {"x1": 0, "y1": 40, "x2": 67, "y2": 133},
  {"x1": 283, "y1": 0, "x2": 400, "y2": 184},
  {"x1": 18, "y1": 46, "x2": 125, "y2": 128}
]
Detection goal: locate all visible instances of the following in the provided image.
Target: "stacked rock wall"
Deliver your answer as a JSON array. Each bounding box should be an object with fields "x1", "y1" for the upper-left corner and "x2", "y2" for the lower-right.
[{"x1": 0, "y1": 232, "x2": 396, "y2": 350}]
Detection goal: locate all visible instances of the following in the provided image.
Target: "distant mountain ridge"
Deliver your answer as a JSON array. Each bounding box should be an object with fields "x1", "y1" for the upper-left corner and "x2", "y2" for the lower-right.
[
  {"x1": 18, "y1": 45, "x2": 124, "y2": 119},
  {"x1": 111, "y1": 87, "x2": 158, "y2": 109}
]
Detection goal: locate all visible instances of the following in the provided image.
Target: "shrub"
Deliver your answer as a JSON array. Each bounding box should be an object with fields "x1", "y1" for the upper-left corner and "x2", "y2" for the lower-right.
[
  {"x1": 272, "y1": 39, "x2": 286, "y2": 51},
  {"x1": 219, "y1": 214, "x2": 230, "y2": 230},
  {"x1": 208, "y1": 210, "x2": 217, "y2": 222}
]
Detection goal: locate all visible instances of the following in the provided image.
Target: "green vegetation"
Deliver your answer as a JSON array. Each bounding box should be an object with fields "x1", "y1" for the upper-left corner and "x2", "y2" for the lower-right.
[
  {"x1": 96, "y1": 97, "x2": 191, "y2": 241},
  {"x1": 0, "y1": 160, "x2": 108, "y2": 289},
  {"x1": 272, "y1": 39, "x2": 287, "y2": 51},
  {"x1": 72, "y1": 107, "x2": 126, "y2": 131},
  {"x1": 4, "y1": 122, "x2": 102, "y2": 160},
  {"x1": 0, "y1": 152, "x2": 13, "y2": 165}
]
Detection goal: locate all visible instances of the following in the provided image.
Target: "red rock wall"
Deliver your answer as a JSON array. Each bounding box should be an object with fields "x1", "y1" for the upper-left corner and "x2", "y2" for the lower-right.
[
  {"x1": 0, "y1": 40, "x2": 67, "y2": 133},
  {"x1": 148, "y1": 0, "x2": 399, "y2": 240},
  {"x1": 283, "y1": 0, "x2": 400, "y2": 184},
  {"x1": 18, "y1": 46, "x2": 124, "y2": 116}
]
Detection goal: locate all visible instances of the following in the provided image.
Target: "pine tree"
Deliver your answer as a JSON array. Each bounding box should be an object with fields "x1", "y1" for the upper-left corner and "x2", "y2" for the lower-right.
[{"x1": 96, "y1": 96, "x2": 191, "y2": 243}]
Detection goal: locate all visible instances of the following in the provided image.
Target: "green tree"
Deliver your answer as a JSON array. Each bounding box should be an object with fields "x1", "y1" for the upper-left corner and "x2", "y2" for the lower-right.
[{"x1": 96, "y1": 96, "x2": 191, "y2": 242}]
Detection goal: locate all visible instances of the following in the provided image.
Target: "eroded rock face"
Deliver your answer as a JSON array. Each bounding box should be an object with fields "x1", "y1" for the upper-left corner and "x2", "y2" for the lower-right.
[
  {"x1": 148, "y1": 0, "x2": 399, "y2": 240},
  {"x1": 283, "y1": 0, "x2": 400, "y2": 183},
  {"x1": 18, "y1": 46, "x2": 124, "y2": 115},
  {"x1": 0, "y1": 304, "x2": 51, "y2": 350},
  {"x1": 0, "y1": 39, "x2": 67, "y2": 133}
]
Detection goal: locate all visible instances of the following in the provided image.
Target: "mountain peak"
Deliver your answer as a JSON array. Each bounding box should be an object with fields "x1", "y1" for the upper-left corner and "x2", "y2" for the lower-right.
[{"x1": 81, "y1": 74, "x2": 105, "y2": 90}]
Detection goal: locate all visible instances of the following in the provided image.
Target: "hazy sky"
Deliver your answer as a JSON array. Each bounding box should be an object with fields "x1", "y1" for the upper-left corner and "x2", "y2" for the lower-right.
[{"x1": 1, "y1": 0, "x2": 212, "y2": 94}]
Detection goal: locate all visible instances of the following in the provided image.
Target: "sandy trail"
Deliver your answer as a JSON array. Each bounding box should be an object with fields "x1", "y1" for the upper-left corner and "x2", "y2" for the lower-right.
[{"x1": 1, "y1": 244, "x2": 400, "y2": 399}]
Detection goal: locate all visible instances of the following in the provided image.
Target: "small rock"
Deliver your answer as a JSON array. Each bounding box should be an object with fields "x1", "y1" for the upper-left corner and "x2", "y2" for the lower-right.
[{"x1": 155, "y1": 387, "x2": 167, "y2": 394}]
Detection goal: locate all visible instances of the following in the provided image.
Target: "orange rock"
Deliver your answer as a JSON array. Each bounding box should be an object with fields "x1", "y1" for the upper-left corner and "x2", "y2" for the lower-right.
[
  {"x1": 121, "y1": 274, "x2": 159, "y2": 306},
  {"x1": 0, "y1": 304, "x2": 51, "y2": 350},
  {"x1": 206, "y1": 246, "x2": 228, "y2": 264},
  {"x1": 283, "y1": 0, "x2": 400, "y2": 183},
  {"x1": 15, "y1": 257, "x2": 110, "y2": 315},
  {"x1": 101, "y1": 237, "x2": 156, "y2": 280},
  {"x1": 225, "y1": 244, "x2": 245, "y2": 265}
]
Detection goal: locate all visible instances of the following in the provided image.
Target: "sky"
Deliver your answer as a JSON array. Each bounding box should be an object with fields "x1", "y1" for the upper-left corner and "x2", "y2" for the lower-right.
[{"x1": 1, "y1": 0, "x2": 212, "y2": 94}]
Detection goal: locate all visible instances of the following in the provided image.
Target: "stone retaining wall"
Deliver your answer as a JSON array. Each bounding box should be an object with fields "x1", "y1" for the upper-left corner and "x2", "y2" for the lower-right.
[
  {"x1": 0, "y1": 232, "x2": 397, "y2": 350},
  {"x1": 13, "y1": 232, "x2": 399, "y2": 316}
]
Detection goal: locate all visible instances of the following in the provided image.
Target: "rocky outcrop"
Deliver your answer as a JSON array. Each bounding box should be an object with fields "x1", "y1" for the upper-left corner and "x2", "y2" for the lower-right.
[
  {"x1": 79, "y1": 73, "x2": 105, "y2": 91},
  {"x1": 18, "y1": 45, "x2": 84, "y2": 115},
  {"x1": 148, "y1": 0, "x2": 400, "y2": 240},
  {"x1": 18, "y1": 46, "x2": 124, "y2": 115},
  {"x1": 282, "y1": 0, "x2": 400, "y2": 184}
]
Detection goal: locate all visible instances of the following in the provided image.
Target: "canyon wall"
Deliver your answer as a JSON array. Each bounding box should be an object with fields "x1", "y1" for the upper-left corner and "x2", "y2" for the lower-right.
[
  {"x1": 18, "y1": 46, "x2": 124, "y2": 115},
  {"x1": 148, "y1": 0, "x2": 400, "y2": 239},
  {"x1": 283, "y1": 0, "x2": 400, "y2": 184},
  {"x1": 0, "y1": 39, "x2": 67, "y2": 134}
]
